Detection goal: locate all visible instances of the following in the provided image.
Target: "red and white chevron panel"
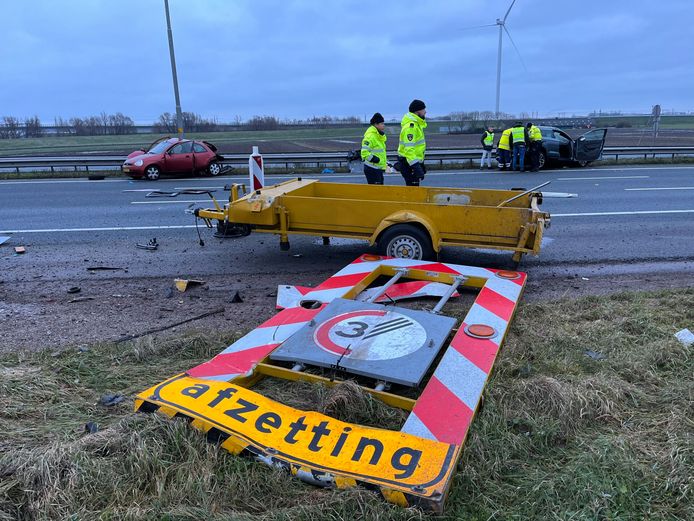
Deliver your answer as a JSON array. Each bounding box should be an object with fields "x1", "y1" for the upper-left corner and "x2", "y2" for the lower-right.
[
  {"x1": 188, "y1": 253, "x2": 526, "y2": 449},
  {"x1": 402, "y1": 267, "x2": 525, "y2": 445}
]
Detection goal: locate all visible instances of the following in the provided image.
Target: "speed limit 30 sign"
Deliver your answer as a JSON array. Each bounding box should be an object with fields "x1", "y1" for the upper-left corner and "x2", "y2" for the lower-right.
[{"x1": 271, "y1": 298, "x2": 456, "y2": 386}]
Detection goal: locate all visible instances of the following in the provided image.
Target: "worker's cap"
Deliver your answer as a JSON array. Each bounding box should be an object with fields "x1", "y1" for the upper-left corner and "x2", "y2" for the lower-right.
[
  {"x1": 370, "y1": 112, "x2": 385, "y2": 125},
  {"x1": 409, "y1": 99, "x2": 426, "y2": 113}
]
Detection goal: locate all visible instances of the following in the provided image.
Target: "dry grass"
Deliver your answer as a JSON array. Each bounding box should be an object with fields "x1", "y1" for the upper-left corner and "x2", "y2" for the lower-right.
[{"x1": 1, "y1": 289, "x2": 692, "y2": 520}]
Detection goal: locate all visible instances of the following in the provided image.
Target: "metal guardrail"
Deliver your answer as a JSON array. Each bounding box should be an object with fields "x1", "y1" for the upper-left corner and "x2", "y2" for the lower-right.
[{"x1": 1, "y1": 146, "x2": 693, "y2": 174}]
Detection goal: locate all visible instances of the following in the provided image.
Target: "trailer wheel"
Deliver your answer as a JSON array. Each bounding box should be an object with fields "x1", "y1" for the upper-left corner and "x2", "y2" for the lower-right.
[{"x1": 379, "y1": 224, "x2": 434, "y2": 260}]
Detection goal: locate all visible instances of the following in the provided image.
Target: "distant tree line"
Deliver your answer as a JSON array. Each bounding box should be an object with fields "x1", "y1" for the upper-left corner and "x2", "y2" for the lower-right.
[
  {"x1": 153, "y1": 112, "x2": 220, "y2": 133},
  {"x1": 0, "y1": 116, "x2": 44, "y2": 138}
]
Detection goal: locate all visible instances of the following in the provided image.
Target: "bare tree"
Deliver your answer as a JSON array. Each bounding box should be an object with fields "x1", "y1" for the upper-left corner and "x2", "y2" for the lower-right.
[
  {"x1": 0, "y1": 116, "x2": 22, "y2": 138},
  {"x1": 24, "y1": 116, "x2": 43, "y2": 137}
]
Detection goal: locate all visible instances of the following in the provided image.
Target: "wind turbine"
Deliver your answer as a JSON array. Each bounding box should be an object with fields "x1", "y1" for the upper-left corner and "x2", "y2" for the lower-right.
[{"x1": 494, "y1": 0, "x2": 526, "y2": 118}]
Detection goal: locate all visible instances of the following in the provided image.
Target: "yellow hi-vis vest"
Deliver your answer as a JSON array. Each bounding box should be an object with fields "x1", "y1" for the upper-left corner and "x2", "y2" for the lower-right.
[
  {"x1": 498, "y1": 128, "x2": 512, "y2": 151},
  {"x1": 483, "y1": 131, "x2": 494, "y2": 146},
  {"x1": 361, "y1": 125, "x2": 387, "y2": 170},
  {"x1": 529, "y1": 125, "x2": 542, "y2": 141},
  {"x1": 397, "y1": 112, "x2": 427, "y2": 165},
  {"x1": 511, "y1": 126, "x2": 526, "y2": 144}
]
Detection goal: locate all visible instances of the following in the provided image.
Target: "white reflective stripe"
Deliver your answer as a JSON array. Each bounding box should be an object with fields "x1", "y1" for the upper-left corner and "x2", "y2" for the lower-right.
[
  {"x1": 365, "y1": 161, "x2": 385, "y2": 170},
  {"x1": 362, "y1": 146, "x2": 385, "y2": 153},
  {"x1": 408, "y1": 159, "x2": 422, "y2": 165},
  {"x1": 432, "y1": 346, "x2": 488, "y2": 411},
  {"x1": 219, "y1": 321, "x2": 307, "y2": 354},
  {"x1": 484, "y1": 277, "x2": 523, "y2": 302},
  {"x1": 402, "y1": 411, "x2": 437, "y2": 441}
]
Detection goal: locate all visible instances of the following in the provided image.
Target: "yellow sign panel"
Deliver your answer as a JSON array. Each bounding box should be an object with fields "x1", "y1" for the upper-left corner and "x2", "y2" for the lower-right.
[{"x1": 137, "y1": 375, "x2": 456, "y2": 497}]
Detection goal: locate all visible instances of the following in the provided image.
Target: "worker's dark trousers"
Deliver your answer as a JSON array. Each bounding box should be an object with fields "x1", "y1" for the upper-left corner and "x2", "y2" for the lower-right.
[
  {"x1": 528, "y1": 142, "x2": 541, "y2": 171},
  {"x1": 363, "y1": 164, "x2": 384, "y2": 184},
  {"x1": 398, "y1": 157, "x2": 425, "y2": 186}
]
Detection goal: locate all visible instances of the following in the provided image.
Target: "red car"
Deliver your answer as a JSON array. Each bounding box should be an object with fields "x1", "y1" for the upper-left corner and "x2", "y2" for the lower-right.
[{"x1": 122, "y1": 137, "x2": 224, "y2": 180}]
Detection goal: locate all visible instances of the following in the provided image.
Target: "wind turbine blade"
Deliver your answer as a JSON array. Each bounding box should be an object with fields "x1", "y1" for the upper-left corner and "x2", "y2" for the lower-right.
[
  {"x1": 460, "y1": 23, "x2": 498, "y2": 31},
  {"x1": 503, "y1": 25, "x2": 528, "y2": 72},
  {"x1": 503, "y1": 0, "x2": 517, "y2": 23}
]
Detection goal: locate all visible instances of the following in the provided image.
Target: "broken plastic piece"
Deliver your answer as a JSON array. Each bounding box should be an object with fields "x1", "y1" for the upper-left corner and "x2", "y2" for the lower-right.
[
  {"x1": 229, "y1": 291, "x2": 244, "y2": 303},
  {"x1": 674, "y1": 328, "x2": 694, "y2": 347},
  {"x1": 584, "y1": 350, "x2": 606, "y2": 360},
  {"x1": 67, "y1": 286, "x2": 81, "y2": 294},
  {"x1": 136, "y1": 238, "x2": 159, "y2": 250},
  {"x1": 0, "y1": 236, "x2": 10, "y2": 246},
  {"x1": 174, "y1": 278, "x2": 206, "y2": 292},
  {"x1": 99, "y1": 393, "x2": 125, "y2": 407},
  {"x1": 14, "y1": 246, "x2": 26, "y2": 254}
]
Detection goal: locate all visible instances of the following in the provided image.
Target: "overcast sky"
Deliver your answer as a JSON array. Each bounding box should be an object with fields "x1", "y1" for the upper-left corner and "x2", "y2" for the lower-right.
[{"x1": 1, "y1": 0, "x2": 691, "y2": 123}]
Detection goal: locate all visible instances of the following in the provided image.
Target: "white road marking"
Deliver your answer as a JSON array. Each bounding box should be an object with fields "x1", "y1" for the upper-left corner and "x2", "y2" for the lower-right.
[
  {"x1": 624, "y1": 186, "x2": 694, "y2": 191},
  {"x1": 553, "y1": 210, "x2": 694, "y2": 217},
  {"x1": 0, "y1": 225, "x2": 197, "y2": 234},
  {"x1": 130, "y1": 200, "x2": 216, "y2": 204},
  {"x1": 556, "y1": 175, "x2": 650, "y2": 181}
]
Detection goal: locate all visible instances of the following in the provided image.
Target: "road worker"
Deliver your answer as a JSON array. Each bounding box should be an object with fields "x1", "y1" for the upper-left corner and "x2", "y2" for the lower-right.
[
  {"x1": 526, "y1": 122, "x2": 543, "y2": 172},
  {"x1": 361, "y1": 113, "x2": 387, "y2": 184},
  {"x1": 480, "y1": 126, "x2": 495, "y2": 169},
  {"x1": 510, "y1": 121, "x2": 528, "y2": 172},
  {"x1": 397, "y1": 99, "x2": 427, "y2": 186},
  {"x1": 497, "y1": 126, "x2": 512, "y2": 171}
]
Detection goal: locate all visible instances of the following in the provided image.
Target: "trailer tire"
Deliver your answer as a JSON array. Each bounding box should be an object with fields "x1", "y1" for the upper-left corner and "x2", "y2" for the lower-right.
[{"x1": 379, "y1": 224, "x2": 434, "y2": 260}]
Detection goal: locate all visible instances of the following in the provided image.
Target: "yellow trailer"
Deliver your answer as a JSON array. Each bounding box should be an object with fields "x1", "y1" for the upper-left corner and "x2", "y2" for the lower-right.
[{"x1": 195, "y1": 178, "x2": 550, "y2": 264}]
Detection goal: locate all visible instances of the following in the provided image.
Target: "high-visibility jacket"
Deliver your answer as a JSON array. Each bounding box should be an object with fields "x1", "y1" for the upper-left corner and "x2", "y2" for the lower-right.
[
  {"x1": 361, "y1": 125, "x2": 387, "y2": 170},
  {"x1": 529, "y1": 125, "x2": 542, "y2": 142},
  {"x1": 511, "y1": 126, "x2": 526, "y2": 145},
  {"x1": 397, "y1": 112, "x2": 427, "y2": 165},
  {"x1": 482, "y1": 131, "x2": 494, "y2": 146},
  {"x1": 498, "y1": 128, "x2": 512, "y2": 151}
]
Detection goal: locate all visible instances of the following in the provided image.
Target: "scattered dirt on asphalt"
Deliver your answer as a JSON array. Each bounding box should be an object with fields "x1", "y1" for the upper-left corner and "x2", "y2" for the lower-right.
[{"x1": 2, "y1": 270, "x2": 692, "y2": 354}]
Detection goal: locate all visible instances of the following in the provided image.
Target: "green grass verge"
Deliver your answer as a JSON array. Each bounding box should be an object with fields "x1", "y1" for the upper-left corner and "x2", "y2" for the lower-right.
[{"x1": 1, "y1": 289, "x2": 692, "y2": 520}]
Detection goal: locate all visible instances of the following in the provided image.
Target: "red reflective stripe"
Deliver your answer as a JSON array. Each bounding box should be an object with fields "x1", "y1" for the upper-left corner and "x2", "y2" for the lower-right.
[
  {"x1": 314, "y1": 272, "x2": 370, "y2": 290},
  {"x1": 450, "y1": 323, "x2": 500, "y2": 373},
  {"x1": 260, "y1": 305, "x2": 323, "y2": 328},
  {"x1": 411, "y1": 376, "x2": 474, "y2": 445},
  {"x1": 187, "y1": 343, "x2": 278, "y2": 377},
  {"x1": 406, "y1": 262, "x2": 462, "y2": 275},
  {"x1": 475, "y1": 286, "x2": 516, "y2": 321}
]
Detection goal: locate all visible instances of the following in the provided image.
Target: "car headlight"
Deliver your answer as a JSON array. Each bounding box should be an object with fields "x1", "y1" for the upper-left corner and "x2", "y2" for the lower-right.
[{"x1": 135, "y1": 160, "x2": 144, "y2": 166}]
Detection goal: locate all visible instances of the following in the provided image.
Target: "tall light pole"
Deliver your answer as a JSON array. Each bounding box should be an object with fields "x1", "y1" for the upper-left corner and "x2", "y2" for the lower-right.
[{"x1": 164, "y1": 0, "x2": 183, "y2": 137}]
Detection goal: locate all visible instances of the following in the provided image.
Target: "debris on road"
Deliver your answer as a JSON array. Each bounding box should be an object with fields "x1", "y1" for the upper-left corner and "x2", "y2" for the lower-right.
[
  {"x1": 67, "y1": 286, "x2": 81, "y2": 294},
  {"x1": 174, "y1": 278, "x2": 206, "y2": 292},
  {"x1": 87, "y1": 266, "x2": 126, "y2": 272},
  {"x1": 229, "y1": 291, "x2": 244, "y2": 303},
  {"x1": 674, "y1": 328, "x2": 694, "y2": 347},
  {"x1": 584, "y1": 350, "x2": 606, "y2": 360},
  {"x1": 292, "y1": 254, "x2": 303, "y2": 258},
  {"x1": 114, "y1": 306, "x2": 225, "y2": 343},
  {"x1": 98, "y1": 393, "x2": 125, "y2": 407},
  {"x1": 0, "y1": 236, "x2": 10, "y2": 246},
  {"x1": 136, "y1": 238, "x2": 159, "y2": 251},
  {"x1": 87, "y1": 175, "x2": 105, "y2": 181},
  {"x1": 14, "y1": 246, "x2": 26, "y2": 254},
  {"x1": 69, "y1": 296, "x2": 95, "y2": 303}
]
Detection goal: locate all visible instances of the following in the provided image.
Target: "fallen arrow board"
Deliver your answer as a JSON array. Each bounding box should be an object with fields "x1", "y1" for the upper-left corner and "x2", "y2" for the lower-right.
[{"x1": 136, "y1": 254, "x2": 527, "y2": 513}]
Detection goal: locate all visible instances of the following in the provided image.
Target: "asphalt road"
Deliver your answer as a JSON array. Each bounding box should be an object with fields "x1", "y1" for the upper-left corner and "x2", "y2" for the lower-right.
[{"x1": 1, "y1": 165, "x2": 693, "y2": 284}]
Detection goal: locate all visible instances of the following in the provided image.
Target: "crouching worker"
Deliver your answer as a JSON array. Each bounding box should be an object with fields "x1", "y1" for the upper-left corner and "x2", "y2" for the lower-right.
[
  {"x1": 361, "y1": 112, "x2": 387, "y2": 184},
  {"x1": 397, "y1": 99, "x2": 427, "y2": 186},
  {"x1": 497, "y1": 126, "x2": 512, "y2": 171}
]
